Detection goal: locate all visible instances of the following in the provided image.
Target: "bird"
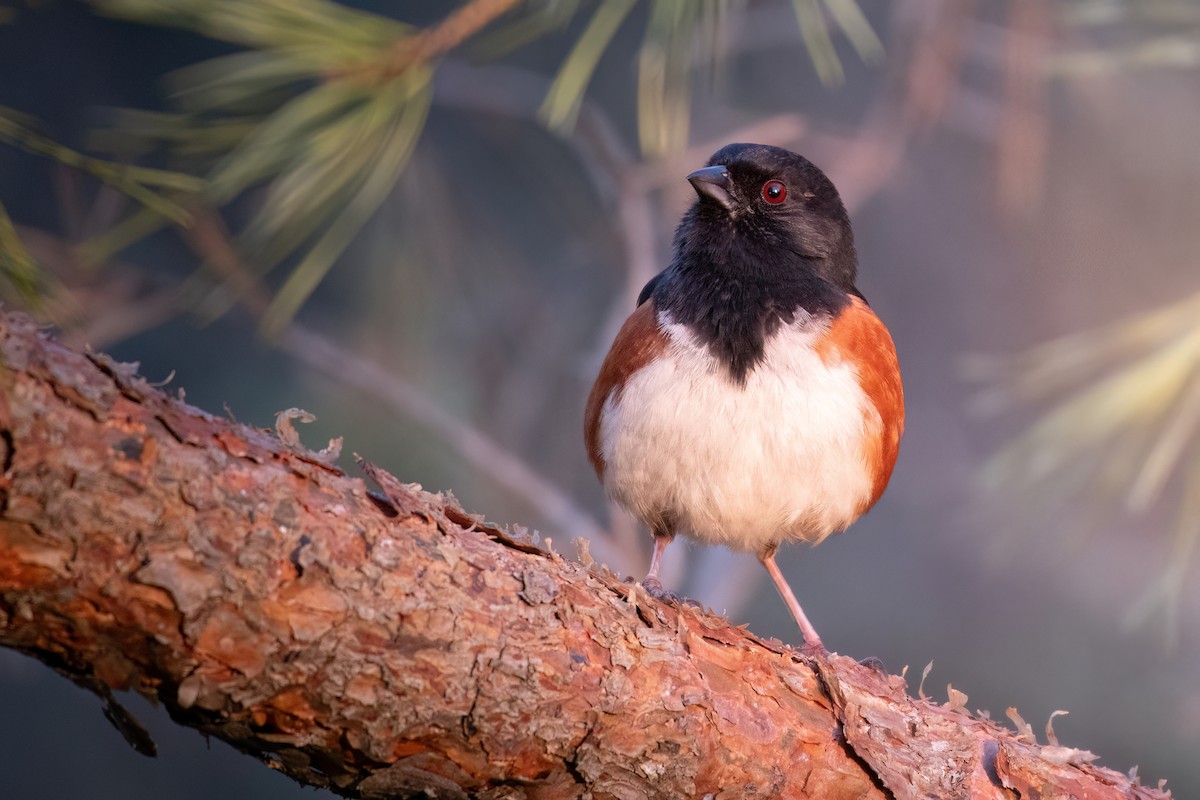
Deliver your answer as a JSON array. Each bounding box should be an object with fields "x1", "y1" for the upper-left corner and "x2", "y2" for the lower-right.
[{"x1": 584, "y1": 143, "x2": 904, "y2": 651}]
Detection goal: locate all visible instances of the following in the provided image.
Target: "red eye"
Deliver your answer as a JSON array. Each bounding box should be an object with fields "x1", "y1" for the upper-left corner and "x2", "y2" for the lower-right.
[{"x1": 762, "y1": 180, "x2": 787, "y2": 204}]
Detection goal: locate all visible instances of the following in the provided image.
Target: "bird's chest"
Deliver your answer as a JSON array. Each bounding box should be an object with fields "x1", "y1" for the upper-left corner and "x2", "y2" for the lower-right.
[{"x1": 598, "y1": 314, "x2": 877, "y2": 549}]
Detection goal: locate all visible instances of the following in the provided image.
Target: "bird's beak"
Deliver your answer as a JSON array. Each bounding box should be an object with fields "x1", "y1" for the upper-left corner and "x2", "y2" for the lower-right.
[{"x1": 687, "y1": 165, "x2": 736, "y2": 212}]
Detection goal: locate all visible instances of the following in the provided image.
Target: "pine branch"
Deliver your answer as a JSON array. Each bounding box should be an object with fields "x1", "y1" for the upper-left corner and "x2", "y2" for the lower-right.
[
  {"x1": 0, "y1": 312, "x2": 1170, "y2": 799},
  {"x1": 377, "y1": 0, "x2": 522, "y2": 79}
]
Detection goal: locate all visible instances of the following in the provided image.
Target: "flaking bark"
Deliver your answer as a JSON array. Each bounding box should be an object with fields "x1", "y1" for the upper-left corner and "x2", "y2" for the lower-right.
[{"x1": 0, "y1": 312, "x2": 1170, "y2": 800}]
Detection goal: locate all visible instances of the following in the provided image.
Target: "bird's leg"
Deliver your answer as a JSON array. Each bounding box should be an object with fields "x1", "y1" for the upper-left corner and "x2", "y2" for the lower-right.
[
  {"x1": 759, "y1": 546, "x2": 825, "y2": 652},
  {"x1": 641, "y1": 530, "x2": 675, "y2": 599}
]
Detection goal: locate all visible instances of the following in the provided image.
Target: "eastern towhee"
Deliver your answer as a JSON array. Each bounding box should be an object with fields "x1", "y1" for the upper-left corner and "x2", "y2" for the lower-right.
[{"x1": 585, "y1": 143, "x2": 904, "y2": 651}]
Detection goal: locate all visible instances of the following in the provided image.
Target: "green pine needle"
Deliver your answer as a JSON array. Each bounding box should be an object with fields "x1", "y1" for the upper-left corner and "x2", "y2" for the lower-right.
[
  {"x1": 0, "y1": 105, "x2": 204, "y2": 223},
  {"x1": 0, "y1": 199, "x2": 42, "y2": 303},
  {"x1": 973, "y1": 292, "x2": 1200, "y2": 633},
  {"x1": 541, "y1": 0, "x2": 638, "y2": 131}
]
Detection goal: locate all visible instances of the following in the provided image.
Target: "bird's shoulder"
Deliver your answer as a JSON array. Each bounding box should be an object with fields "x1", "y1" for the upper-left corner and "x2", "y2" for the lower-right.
[{"x1": 815, "y1": 297, "x2": 902, "y2": 398}]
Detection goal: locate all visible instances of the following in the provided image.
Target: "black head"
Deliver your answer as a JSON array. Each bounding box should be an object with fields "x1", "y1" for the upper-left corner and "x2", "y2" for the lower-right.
[
  {"x1": 681, "y1": 142, "x2": 857, "y2": 292},
  {"x1": 646, "y1": 143, "x2": 860, "y2": 382}
]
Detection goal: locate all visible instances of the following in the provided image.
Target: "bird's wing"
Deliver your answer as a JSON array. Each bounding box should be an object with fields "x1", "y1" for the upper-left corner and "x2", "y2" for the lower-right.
[
  {"x1": 636, "y1": 271, "x2": 666, "y2": 307},
  {"x1": 815, "y1": 296, "x2": 905, "y2": 512},
  {"x1": 584, "y1": 300, "x2": 669, "y2": 479}
]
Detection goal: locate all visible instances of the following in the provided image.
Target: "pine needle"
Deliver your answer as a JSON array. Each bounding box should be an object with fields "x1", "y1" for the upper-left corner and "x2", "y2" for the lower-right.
[{"x1": 973, "y1": 292, "x2": 1200, "y2": 635}]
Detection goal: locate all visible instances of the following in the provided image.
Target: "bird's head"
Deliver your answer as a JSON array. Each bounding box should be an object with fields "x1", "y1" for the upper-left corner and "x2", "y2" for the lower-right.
[{"x1": 678, "y1": 143, "x2": 858, "y2": 294}]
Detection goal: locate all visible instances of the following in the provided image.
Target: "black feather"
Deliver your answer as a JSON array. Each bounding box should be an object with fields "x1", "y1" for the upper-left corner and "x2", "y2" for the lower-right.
[
  {"x1": 636, "y1": 272, "x2": 662, "y2": 307},
  {"x1": 652, "y1": 144, "x2": 860, "y2": 383}
]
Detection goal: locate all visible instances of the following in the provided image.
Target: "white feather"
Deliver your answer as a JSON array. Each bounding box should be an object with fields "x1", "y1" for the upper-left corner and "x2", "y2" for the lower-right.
[{"x1": 599, "y1": 310, "x2": 877, "y2": 552}]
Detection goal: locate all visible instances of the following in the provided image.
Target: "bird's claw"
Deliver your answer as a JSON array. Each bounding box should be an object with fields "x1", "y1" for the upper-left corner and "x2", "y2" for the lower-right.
[
  {"x1": 799, "y1": 640, "x2": 829, "y2": 659},
  {"x1": 857, "y1": 655, "x2": 887, "y2": 675},
  {"x1": 641, "y1": 578, "x2": 701, "y2": 608}
]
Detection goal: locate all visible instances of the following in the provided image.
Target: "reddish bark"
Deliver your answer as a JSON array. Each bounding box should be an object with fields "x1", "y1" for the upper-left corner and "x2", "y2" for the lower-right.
[{"x1": 0, "y1": 312, "x2": 1170, "y2": 799}]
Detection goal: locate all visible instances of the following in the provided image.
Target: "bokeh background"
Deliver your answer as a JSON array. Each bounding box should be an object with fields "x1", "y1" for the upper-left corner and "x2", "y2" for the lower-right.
[{"x1": 2, "y1": 0, "x2": 1198, "y2": 797}]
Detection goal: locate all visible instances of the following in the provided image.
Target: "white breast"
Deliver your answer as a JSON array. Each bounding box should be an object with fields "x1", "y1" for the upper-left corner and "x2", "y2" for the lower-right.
[{"x1": 598, "y1": 311, "x2": 877, "y2": 552}]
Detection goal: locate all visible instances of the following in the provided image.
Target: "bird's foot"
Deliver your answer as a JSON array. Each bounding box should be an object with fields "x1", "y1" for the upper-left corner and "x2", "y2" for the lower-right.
[
  {"x1": 640, "y1": 577, "x2": 702, "y2": 608},
  {"x1": 857, "y1": 655, "x2": 887, "y2": 675},
  {"x1": 798, "y1": 639, "x2": 828, "y2": 659}
]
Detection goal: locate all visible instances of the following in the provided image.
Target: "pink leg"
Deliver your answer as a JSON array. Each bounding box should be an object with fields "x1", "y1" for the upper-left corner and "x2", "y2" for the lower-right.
[
  {"x1": 759, "y1": 548, "x2": 825, "y2": 651},
  {"x1": 642, "y1": 532, "x2": 674, "y2": 595}
]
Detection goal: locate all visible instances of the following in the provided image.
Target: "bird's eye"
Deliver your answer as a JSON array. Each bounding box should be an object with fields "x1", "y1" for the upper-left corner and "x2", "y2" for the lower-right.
[{"x1": 762, "y1": 180, "x2": 787, "y2": 204}]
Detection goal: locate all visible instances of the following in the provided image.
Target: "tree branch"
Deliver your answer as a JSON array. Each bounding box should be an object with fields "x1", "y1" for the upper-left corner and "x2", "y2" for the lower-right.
[
  {"x1": 388, "y1": 0, "x2": 522, "y2": 72},
  {"x1": 338, "y1": 0, "x2": 522, "y2": 83},
  {"x1": 0, "y1": 312, "x2": 1170, "y2": 799}
]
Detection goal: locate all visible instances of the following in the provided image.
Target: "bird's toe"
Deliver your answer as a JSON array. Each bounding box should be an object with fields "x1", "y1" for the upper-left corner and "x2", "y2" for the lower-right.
[{"x1": 641, "y1": 578, "x2": 699, "y2": 607}]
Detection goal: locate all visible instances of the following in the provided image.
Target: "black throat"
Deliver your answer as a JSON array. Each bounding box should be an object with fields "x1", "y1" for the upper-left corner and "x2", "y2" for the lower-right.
[{"x1": 649, "y1": 209, "x2": 855, "y2": 383}]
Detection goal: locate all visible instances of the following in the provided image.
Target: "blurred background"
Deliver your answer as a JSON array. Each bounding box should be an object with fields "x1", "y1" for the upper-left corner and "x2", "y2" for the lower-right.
[{"x1": 1, "y1": 0, "x2": 1198, "y2": 797}]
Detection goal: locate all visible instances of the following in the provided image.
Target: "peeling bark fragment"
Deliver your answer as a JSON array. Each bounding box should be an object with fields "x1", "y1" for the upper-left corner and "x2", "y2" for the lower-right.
[
  {"x1": 518, "y1": 569, "x2": 557, "y2": 605},
  {"x1": 357, "y1": 757, "x2": 470, "y2": 800},
  {"x1": 0, "y1": 313, "x2": 1173, "y2": 800},
  {"x1": 194, "y1": 602, "x2": 273, "y2": 678},
  {"x1": 134, "y1": 551, "x2": 218, "y2": 615}
]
